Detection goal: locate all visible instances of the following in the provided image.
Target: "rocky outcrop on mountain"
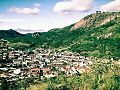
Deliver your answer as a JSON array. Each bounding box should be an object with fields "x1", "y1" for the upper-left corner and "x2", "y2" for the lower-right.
[{"x1": 71, "y1": 11, "x2": 120, "y2": 30}]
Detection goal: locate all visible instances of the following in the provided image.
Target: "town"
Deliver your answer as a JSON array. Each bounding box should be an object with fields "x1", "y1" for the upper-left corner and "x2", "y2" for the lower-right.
[{"x1": 0, "y1": 39, "x2": 93, "y2": 82}]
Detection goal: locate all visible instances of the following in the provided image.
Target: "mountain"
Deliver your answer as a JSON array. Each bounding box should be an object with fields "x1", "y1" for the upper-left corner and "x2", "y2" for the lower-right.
[
  {"x1": 9, "y1": 12, "x2": 120, "y2": 59},
  {"x1": 71, "y1": 11, "x2": 120, "y2": 30},
  {"x1": 0, "y1": 29, "x2": 25, "y2": 39}
]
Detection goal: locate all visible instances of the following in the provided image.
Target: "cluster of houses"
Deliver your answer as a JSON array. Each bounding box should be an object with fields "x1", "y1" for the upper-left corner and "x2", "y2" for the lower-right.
[{"x1": 0, "y1": 39, "x2": 93, "y2": 81}]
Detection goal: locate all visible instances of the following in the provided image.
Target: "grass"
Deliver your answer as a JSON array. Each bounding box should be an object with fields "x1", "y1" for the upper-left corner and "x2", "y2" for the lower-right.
[{"x1": 27, "y1": 83, "x2": 48, "y2": 90}]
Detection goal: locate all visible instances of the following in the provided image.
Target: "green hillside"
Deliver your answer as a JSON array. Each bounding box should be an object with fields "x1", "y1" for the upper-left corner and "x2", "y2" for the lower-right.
[
  {"x1": 0, "y1": 29, "x2": 25, "y2": 39},
  {"x1": 9, "y1": 12, "x2": 120, "y2": 59}
]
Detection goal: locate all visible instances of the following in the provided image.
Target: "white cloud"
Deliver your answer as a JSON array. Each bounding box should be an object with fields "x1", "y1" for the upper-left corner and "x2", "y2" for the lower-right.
[
  {"x1": 16, "y1": 28, "x2": 46, "y2": 34},
  {"x1": 0, "y1": 14, "x2": 3, "y2": 17},
  {"x1": 53, "y1": 0, "x2": 93, "y2": 14},
  {"x1": 0, "y1": 18, "x2": 24, "y2": 23},
  {"x1": 34, "y1": 3, "x2": 41, "y2": 8},
  {"x1": 100, "y1": 0, "x2": 120, "y2": 12},
  {"x1": 9, "y1": 3, "x2": 40, "y2": 15},
  {"x1": 0, "y1": 16, "x2": 75, "y2": 34}
]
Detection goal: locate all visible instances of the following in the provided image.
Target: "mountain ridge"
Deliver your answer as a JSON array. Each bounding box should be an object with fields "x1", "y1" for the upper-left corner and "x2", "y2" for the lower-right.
[
  {"x1": 5, "y1": 11, "x2": 120, "y2": 59},
  {"x1": 71, "y1": 11, "x2": 120, "y2": 30},
  {"x1": 0, "y1": 29, "x2": 25, "y2": 39}
]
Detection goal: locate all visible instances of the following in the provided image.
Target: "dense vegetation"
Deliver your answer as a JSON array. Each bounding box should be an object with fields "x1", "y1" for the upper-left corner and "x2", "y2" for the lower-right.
[
  {"x1": 9, "y1": 13, "x2": 120, "y2": 59},
  {"x1": 0, "y1": 29, "x2": 25, "y2": 39}
]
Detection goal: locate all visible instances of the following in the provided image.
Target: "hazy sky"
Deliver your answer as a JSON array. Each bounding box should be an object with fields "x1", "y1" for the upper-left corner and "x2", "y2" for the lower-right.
[{"x1": 0, "y1": 0, "x2": 119, "y2": 33}]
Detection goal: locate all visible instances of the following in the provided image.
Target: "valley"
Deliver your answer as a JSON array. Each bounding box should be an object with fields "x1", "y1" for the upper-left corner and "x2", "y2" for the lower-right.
[{"x1": 0, "y1": 11, "x2": 120, "y2": 90}]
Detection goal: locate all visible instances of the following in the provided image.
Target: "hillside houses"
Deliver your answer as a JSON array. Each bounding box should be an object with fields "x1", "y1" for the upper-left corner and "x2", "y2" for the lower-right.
[{"x1": 0, "y1": 39, "x2": 93, "y2": 81}]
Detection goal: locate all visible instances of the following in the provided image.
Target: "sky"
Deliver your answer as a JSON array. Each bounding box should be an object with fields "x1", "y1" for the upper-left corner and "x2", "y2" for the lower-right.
[{"x1": 0, "y1": 0, "x2": 120, "y2": 34}]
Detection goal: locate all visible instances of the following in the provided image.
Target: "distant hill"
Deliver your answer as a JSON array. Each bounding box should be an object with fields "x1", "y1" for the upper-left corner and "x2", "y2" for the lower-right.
[
  {"x1": 0, "y1": 29, "x2": 25, "y2": 39},
  {"x1": 9, "y1": 12, "x2": 120, "y2": 59}
]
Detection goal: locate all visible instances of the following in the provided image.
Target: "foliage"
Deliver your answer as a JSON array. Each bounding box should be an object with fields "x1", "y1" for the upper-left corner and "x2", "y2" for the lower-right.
[
  {"x1": 25, "y1": 60, "x2": 120, "y2": 90},
  {"x1": 0, "y1": 29, "x2": 24, "y2": 39},
  {"x1": 7, "y1": 12, "x2": 120, "y2": 59}
]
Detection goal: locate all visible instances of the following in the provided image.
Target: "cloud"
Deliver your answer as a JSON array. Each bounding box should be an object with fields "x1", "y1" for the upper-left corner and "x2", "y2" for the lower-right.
[
  {"x1": 53, "y1": 0, "x2": 93, "y2": 14},
  {"x1": 0, "y1": 14, "x2": 3, "y2": 17},
  {"x1": 34, "y1": 3, "x2": 41, "y2": 8},
  {"x1": 100, "y1": 0, "x2": 120, "y2": 12},
  {"x1": 16, "y1": 28, "x2": 46, "y2": 34},
  {"x1": 0, "y1": 18, "x2": 25, "y2": 23},
  {"x1": 9, "y1": 3, "x2": 40, "y2": 15}
]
